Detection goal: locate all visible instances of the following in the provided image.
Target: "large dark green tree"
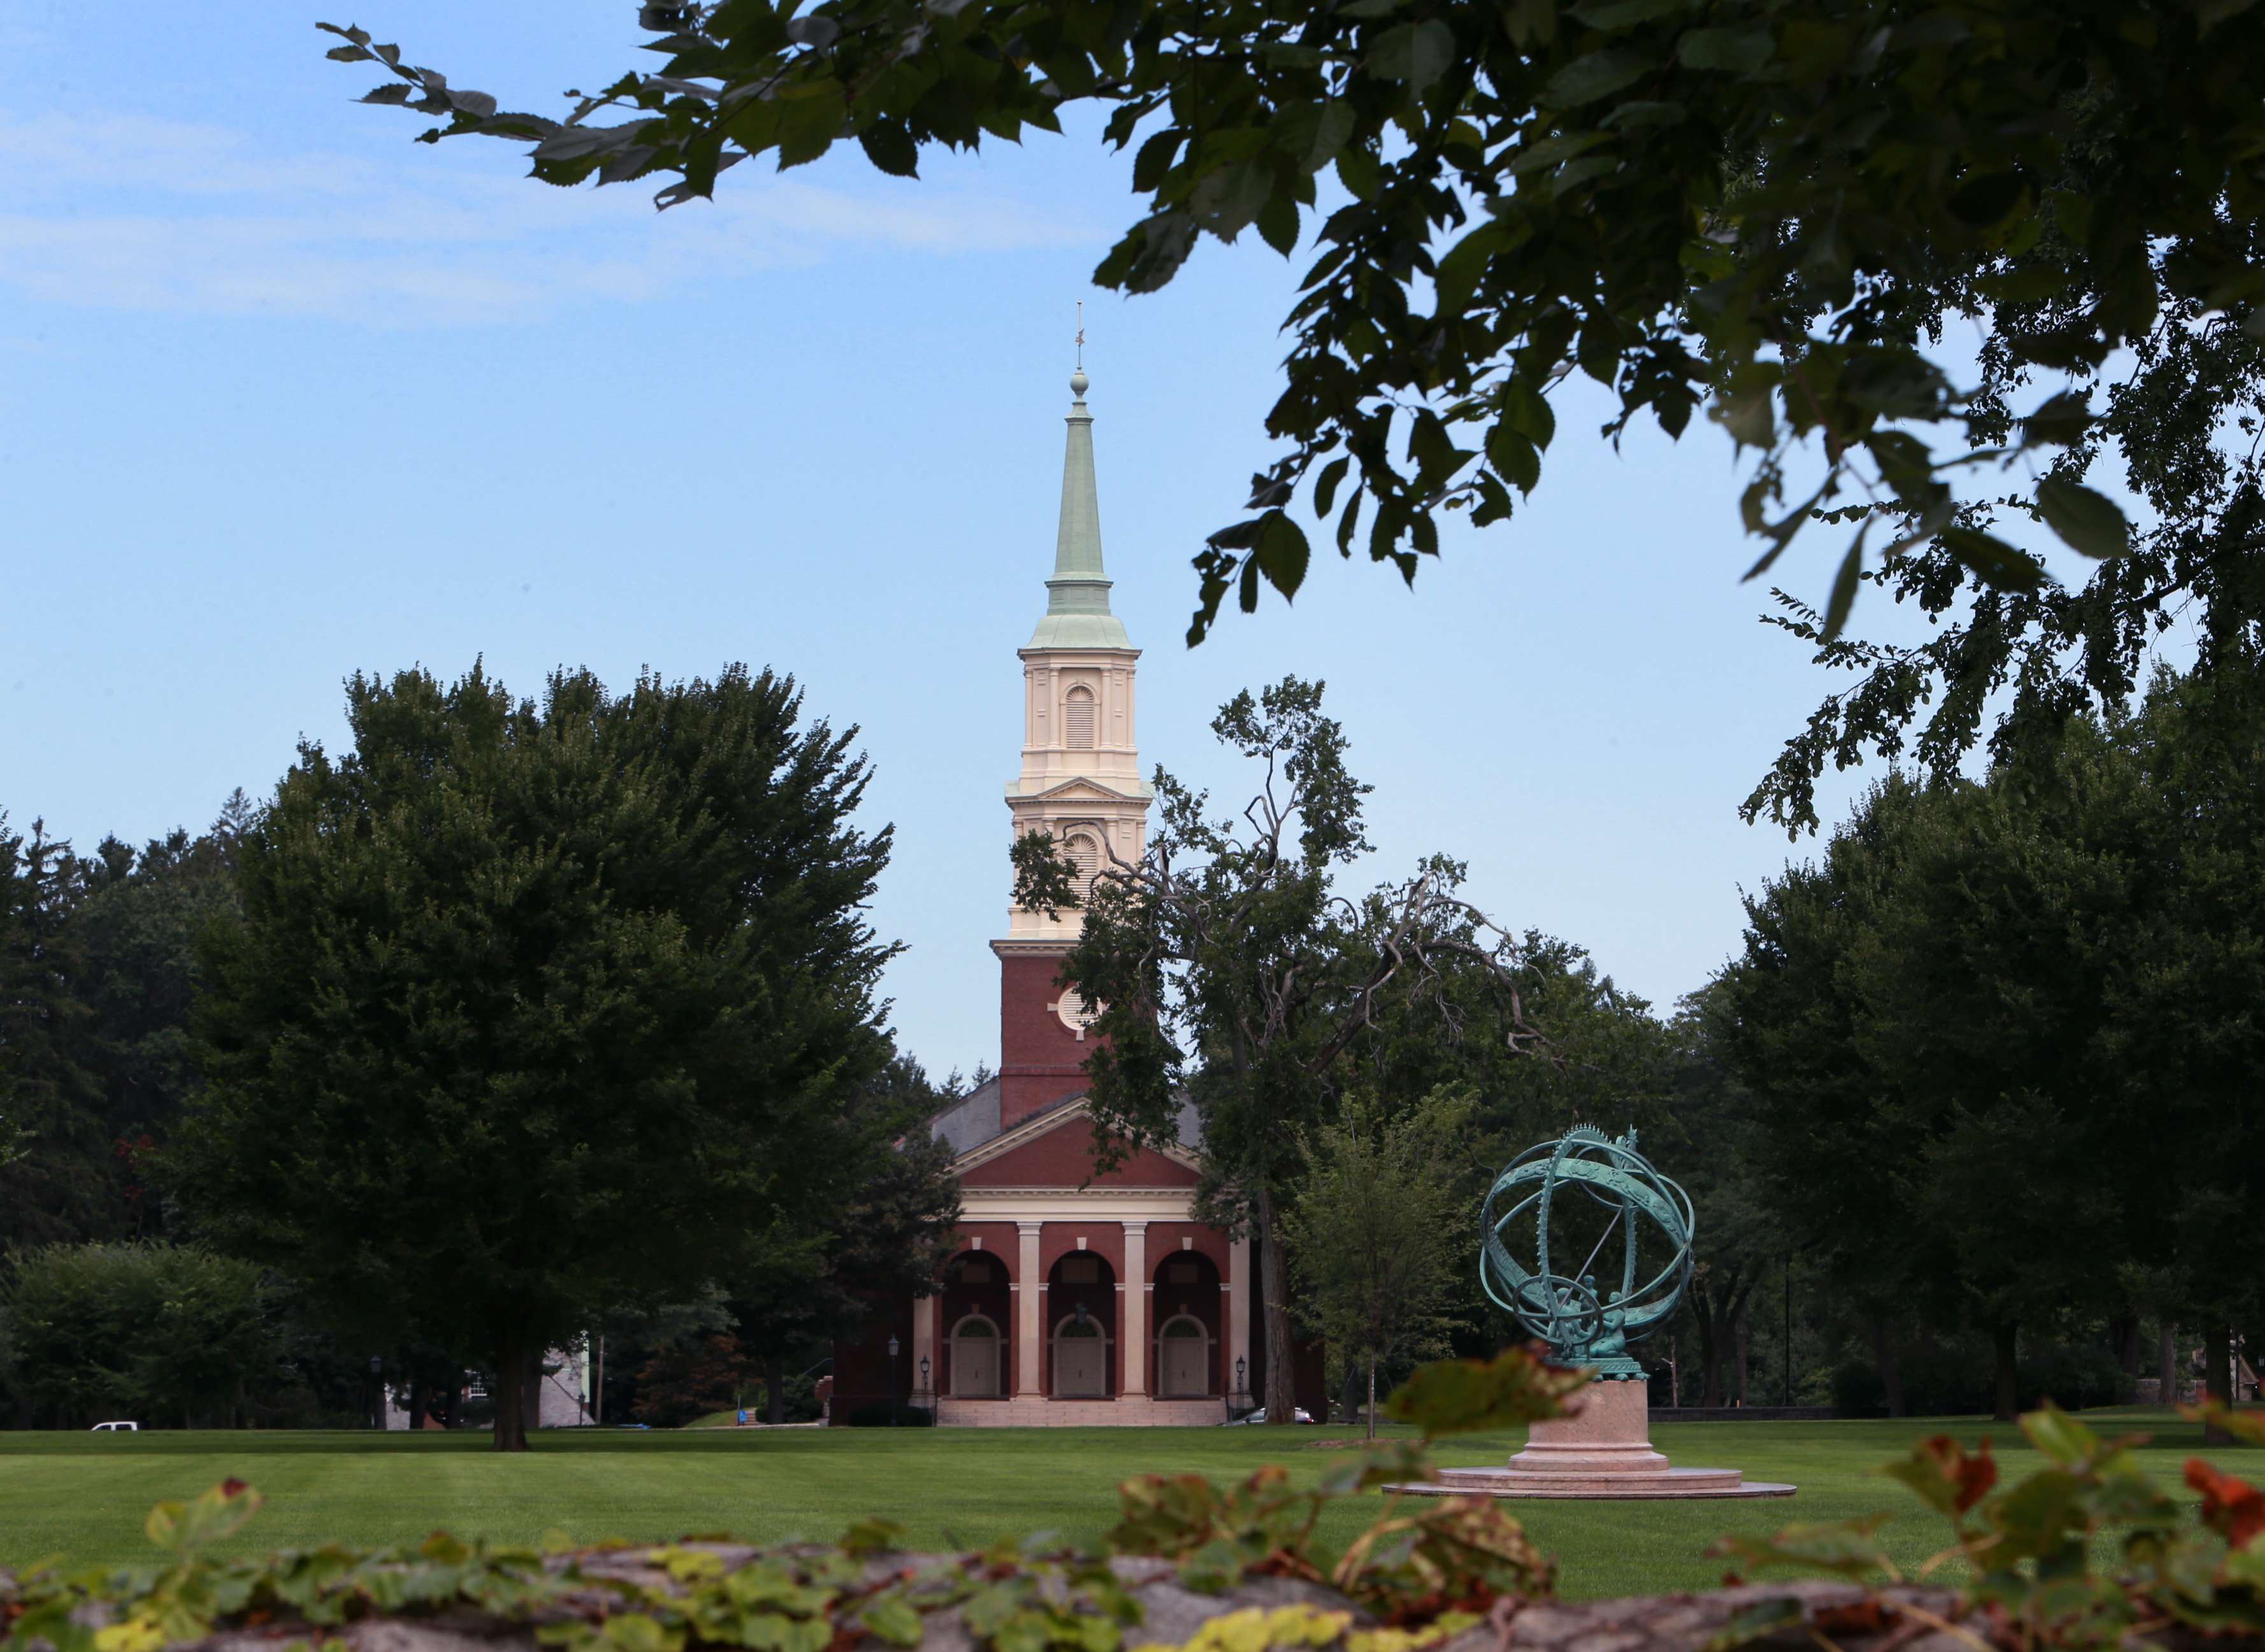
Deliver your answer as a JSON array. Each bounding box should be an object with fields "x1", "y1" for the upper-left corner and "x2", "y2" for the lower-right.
[
  {"x1": 315, "y1": 0, "x2": 2265, "y2": 825},
  {"x1": 1719, "y1": 670, "x2": 2265, "y2": 1422},
  {"x1": 0, "y1": 801, "x2": 254, "y2": 1250},
  {"x1": 165, "y1": 662, "x2": 896, "y2": 1450},
  {"x1": 1654, "y1": 997, "x2": 1782, "y2": 1408},
  {"x1": 0, "y1": 816, "x2": 105, "y2": 1249},
  {"x1": 1720, "y1": 771, "x2": 2133, "y2": 1419}
]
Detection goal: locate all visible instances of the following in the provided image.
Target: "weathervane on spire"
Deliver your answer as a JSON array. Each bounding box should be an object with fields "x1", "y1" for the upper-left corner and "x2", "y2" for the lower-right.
[{"x1": 1076, "y1": 299, "x2": 1085, "y2": 369}]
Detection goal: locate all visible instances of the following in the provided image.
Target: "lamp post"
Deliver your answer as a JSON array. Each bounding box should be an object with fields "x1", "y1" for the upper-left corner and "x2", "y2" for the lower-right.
[
  {"x1": 1232, "y1": 1355, "x2": 1248, "y2": 1423},
  {"x1": 368, "y1": 1355, "x2": 383, "y2": 1430},
  {"x1": 920, "y1": 1356, "x2": 931, "y2": 1422},
  {"x1": 887, "y1": 1334, "x2": 900, "y2": 1427}
]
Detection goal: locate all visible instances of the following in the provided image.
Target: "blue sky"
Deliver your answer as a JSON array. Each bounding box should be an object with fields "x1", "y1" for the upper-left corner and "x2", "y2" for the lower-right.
[{"x1": 0, "y1": 3, "x2": 2148, "y2": 1081}]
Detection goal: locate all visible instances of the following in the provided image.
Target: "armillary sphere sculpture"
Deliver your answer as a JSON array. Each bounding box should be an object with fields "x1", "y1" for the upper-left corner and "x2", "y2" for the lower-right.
[{"x1": 1480, "y1": 1125, "x2": 1694, "y2": 1380}]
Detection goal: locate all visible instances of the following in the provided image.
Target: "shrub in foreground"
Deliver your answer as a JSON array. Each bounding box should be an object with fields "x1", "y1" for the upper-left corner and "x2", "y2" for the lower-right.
[{"x1": 2, "y1": 1355, "x2": 2260, "y2": 1652}]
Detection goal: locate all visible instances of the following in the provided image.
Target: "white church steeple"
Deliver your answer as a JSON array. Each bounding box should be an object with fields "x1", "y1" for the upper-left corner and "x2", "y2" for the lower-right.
[{"x1": 998, "y1": 369, "x2": 1154, "y2": 946}]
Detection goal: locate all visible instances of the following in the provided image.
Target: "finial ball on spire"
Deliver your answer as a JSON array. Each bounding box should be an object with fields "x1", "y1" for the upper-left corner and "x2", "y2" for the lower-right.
[{"x1": 1069, "y1": 368, "x2": 1090, "y2": 398}]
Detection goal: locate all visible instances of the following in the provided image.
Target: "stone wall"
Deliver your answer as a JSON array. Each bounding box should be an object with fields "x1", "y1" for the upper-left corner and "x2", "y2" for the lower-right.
[{"x1": 159, "y1": 1549, "x2": 1985, "y2": 1652}]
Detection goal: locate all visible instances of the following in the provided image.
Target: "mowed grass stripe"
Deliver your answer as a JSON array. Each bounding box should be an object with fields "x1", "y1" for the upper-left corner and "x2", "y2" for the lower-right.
[{"x1": 0, "y1": 1411, "x2": 2248, "y2": 1602}]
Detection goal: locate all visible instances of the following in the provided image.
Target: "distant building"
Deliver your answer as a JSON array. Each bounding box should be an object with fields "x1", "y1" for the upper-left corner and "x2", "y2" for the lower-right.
[{"x1": 831, "y1": 371, "x2": 1322, "y2": 1424}]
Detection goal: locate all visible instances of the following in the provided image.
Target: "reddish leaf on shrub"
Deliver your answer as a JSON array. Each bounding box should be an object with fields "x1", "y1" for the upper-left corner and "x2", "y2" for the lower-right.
[
  {"x1": 2185, "y1": 1458, "x2": 2265, "y2": 1548},
  {"x1": 1881, "y1": 1434, "x2": 1995, "y2": 1519}
]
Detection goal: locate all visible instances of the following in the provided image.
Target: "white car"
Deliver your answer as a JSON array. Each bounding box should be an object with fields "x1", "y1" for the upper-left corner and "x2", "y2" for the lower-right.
[
  {"x1": 1222, "y1": 1406, "x2": 1315, "y2": 1425},
  {"x1": 90, "y1": 1420, "x2": 138, "y2": 1432}
]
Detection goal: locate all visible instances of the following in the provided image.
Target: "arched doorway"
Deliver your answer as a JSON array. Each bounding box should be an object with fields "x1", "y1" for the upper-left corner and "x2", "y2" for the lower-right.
[
  {"x1": 1047, "y1": 1248, "x2": 1118, "y2": 1398},
  {"x1": 1157, "y1": 1313, "x2": 1212, "y2": 1397},
  {"x1": 1152, "y1": 1248, "x2": 1223, "y2": 1399},
  {"x1": 950, "y1": 1315, "x2": 1002, "y2": 1398},
  {"x1": 1052, "y1": 1309, "x2": 1109, "y2": 1397},
  {"x1": 939, "y1": 1249, "x2": 1013, "y2": 1399}
]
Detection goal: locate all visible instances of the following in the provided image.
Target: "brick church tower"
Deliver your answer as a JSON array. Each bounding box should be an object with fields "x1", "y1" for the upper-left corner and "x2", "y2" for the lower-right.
[{"x1": 992, "y1": 368, "x2": 1154, "y2": 1129}]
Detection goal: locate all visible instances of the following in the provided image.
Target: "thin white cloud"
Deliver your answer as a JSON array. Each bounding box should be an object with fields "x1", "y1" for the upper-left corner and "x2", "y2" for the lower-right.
[{"x1": 0, "y1": 111, "x2": 1090, "y2": 325}]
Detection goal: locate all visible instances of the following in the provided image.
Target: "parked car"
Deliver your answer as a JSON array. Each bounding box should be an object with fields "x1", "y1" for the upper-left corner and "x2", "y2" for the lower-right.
[
  {"x1": 90, "y1": 1420, "x2": 138, "y2": 1432},
  {"x1": 1222, "y1": 1406, "x2": 1315, "y2": 1425}
]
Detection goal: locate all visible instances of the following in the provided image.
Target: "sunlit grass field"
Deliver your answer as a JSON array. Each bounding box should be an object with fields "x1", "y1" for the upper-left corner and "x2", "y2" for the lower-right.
[{"x1": 0, "y1": 1409, "x2": 2251, "y2": 1602}]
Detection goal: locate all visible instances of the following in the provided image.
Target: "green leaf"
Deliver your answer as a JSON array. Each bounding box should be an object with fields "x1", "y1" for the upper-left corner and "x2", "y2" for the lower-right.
[
  {"x1": 2019, "y1": 1402, "x2": 2101, "y2": 1465},
  {"x1": 2193, "y1": 0, "x2": 2261, "y2": 27},
  {"x1": 1976, "y1": 262, "x2": 2073, "y2": 304},
  {"x1": 1602, "y1": 99, "x2": 1687, "y2": 127},
  {"x1": 1940, "y1": 526, "x2": 2047, "y2": 591},
  {"x1": 858, "y1": 1599, "x2": 924, "y2": 1647},
  {"x1": 603, "y1": 1614, "x2": 683, "y2": 1652},
  {"x1": 2035, "y1": 476, "x2": 2130, "y2": 558},
  {"x1": 1434, "y1": 223, "x2": 1508, "y2": 314},
  {"x1": 1948, "y1": 171, "x2": 2026, "y2": 231},
  {"x1": 1272, "y1": 99, "x2": 1355, "y2": 174},
  {"x1": 1703, "y1": 1597, "x2": 1806, "y2": 1650},
  {"x1": 1382, "y1": 1348, "x2": 1589, "y2": 1439},
  {"x1": 1254, "y1": 510, "x2": 1311, "y2": 599},
  {"x1": 1313, "y1": 456, "x2": 1352, "y2": 516},
  {"x1": 147, "y1": 1480, "x2": 264, "y2": 1553},
  {"x1": 1506, "y1": 131, "x2": 1610, "y2": 175},
  {"x1": 857, "y1": 118, "x2": 918, "y2": 178},
  {"x1": 774, "y1": 81, "x2": 848, "y2": 169},
  {"x1": 1543, "y1": 48, "x2": 1653, "y2": 106},
  {"x1": 1717, "y1": 386, "x2": 1775, "y2": 448},
  {"x1": 1504, "y1": 377, "x2": 1557, "y2": 445},
  {"x1": 1336, "y1": 147, "x2": 1382, "y2": 201},
  {"x1": 2018, "y1": 390, "x2": 2094, "y2": 448},
  {"x1": 1255, "y1": 195, "x2": 1300, "y2": 256},
  {"x1": 1489, "y1": 425, "x2": 1541, "y2": 492},
  {"x1": 1820, "y1": 535, "x2": 1864, "y2": 640},
  {"x1": 841, "y1": 1516, "x2": 908, "y2": 1554},
  {"x1": 1568, "y1": 0, "x2": 1691, "y2": 27},
  {"x1": 1676, "y1": 26, "x2": 1773, "y2": 72},
  {"x1": 1132, "y1": 128, "x2": 1184, "y2": 192},
  {"x1": 1368, "y1": 21, "x2": 1455, "y2": 91},
  {"x1": 1710, "y1": 1518, "x2": 1896, "y2": 1583}
]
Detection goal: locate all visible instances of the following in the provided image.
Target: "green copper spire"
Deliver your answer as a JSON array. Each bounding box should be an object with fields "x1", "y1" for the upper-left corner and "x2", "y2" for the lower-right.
[{"x1": 1029, "y1": 368, "x2": 1132, "y2": 650}]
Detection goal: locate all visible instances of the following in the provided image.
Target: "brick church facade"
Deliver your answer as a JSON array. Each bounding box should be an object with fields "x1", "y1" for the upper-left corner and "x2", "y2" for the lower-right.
[{"x1": 829, "y1": 369, "x2": 1321, "y2": 1425}]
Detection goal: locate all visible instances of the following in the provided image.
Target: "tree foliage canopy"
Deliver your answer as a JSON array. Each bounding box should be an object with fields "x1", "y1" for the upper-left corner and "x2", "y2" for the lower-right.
[
  {"x1": 319, "y1": 0, "x2": 2265, "y2": 824},
  {"x1": 165, "y1": 662, "x2": 896, "y2": 1449},
  {"x1": 1716, "y1": 665, "x2": 2265, "y2": 1417},
  {"x1": 3, "y1": 1241, "x2": 278, "y2": 1429},
  {"x1": 0, "y1": 804, "x2": 247, "y2": 1250},
  {"x1": 1282, "y1": 1086, "x2": 1473, "y2": 1434}
]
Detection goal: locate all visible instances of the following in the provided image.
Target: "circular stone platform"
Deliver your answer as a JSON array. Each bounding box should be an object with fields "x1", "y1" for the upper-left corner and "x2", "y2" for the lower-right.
[{"x1": 1392, "y1": 1381, "x2": 1797, "y2": 1500}]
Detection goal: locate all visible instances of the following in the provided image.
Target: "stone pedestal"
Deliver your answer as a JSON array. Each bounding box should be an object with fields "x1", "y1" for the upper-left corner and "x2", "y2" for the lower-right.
[{"x1": 1408, "y1": 1380, "x2": 1795, "y2": 1500}]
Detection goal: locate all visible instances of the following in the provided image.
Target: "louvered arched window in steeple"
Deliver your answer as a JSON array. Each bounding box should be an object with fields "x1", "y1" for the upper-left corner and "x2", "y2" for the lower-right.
[
  {"x1": 1065, "y1": 832, "x2": 1101, "y2": 893},
  {"x1": 1064, "y1": 687, "x2": 1096, "y2": 750}
]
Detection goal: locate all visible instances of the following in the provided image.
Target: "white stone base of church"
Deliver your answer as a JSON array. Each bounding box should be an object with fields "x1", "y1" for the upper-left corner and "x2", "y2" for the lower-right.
[{"x1": 937, "y1": 1396, "x2": 1229, "y2": 1427}]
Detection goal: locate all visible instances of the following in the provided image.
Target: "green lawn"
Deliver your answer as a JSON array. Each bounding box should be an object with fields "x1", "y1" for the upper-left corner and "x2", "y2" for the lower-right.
[{"x1": 0, "y1": 1410, "x2": 2251, "y2": 1602}]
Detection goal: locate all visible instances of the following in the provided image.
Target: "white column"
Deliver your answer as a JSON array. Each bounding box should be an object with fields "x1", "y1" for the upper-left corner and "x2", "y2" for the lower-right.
[
  {"x1": 1227, "y1": 1235, "x2": 1251, "y2": 1404},
  {"x1": 1122, "y1": 1222, "x2": 1149, "y2": 1396},
  {"x1": 1017, "y1": 1223, "x2": 1044, "y2": 1395}
]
